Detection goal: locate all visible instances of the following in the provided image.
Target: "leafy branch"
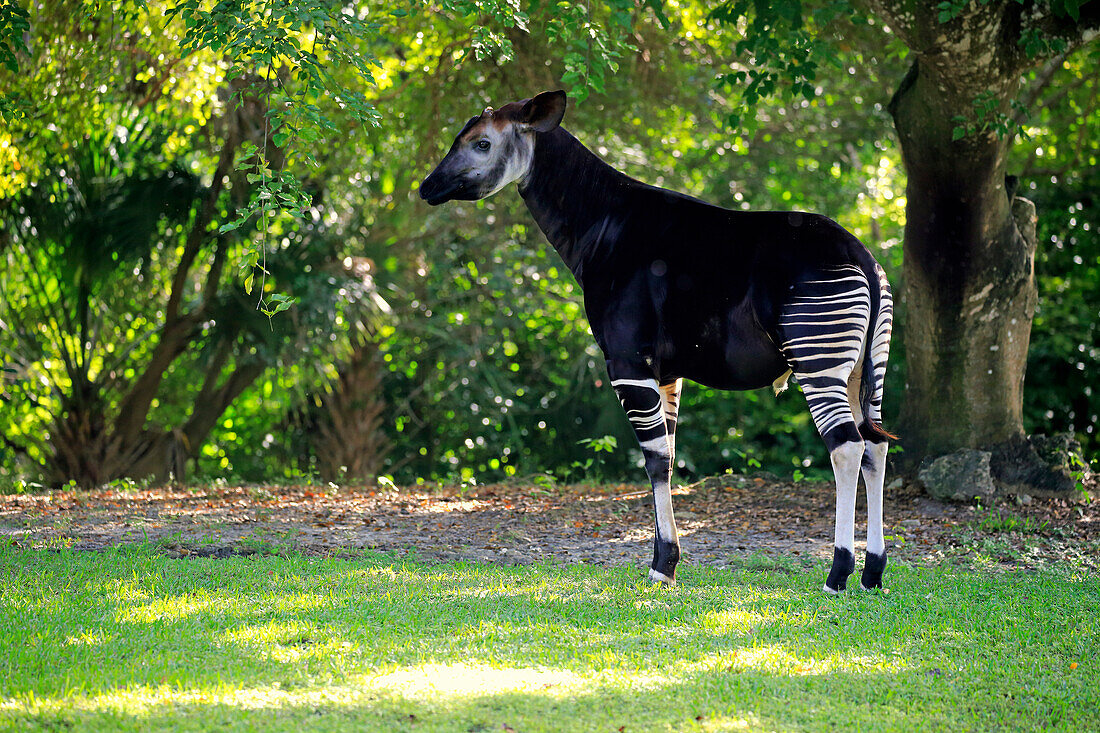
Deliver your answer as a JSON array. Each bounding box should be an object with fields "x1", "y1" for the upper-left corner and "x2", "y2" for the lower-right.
[
  {"x1": 546, "y1": 0, "x2": 636, "y2": 102},
  {"x1": 708, "y1": 0, "x2": 866, "y2": 131},
  {"x1": 951, "y1": 92, "x2": 1030, "y2": 141},
  {"x1": 0, "y1": 0, "x2": 30, "y2": 123},
  {"x1": 168, "y1": 0, "x2": 384, "y2": 313}
]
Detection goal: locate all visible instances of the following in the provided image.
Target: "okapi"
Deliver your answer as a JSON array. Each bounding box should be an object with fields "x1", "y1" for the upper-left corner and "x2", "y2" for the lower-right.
[{"x1": 420, "y1": 90, "x2": 894, "y2": 593}]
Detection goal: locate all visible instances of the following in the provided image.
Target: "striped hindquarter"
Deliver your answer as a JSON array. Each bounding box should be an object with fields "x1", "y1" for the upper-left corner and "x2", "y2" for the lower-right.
[
  {"x1": 778, "y1": 264, "x2": 871, "y2": 448},
  {"x1": 777, "y1": 264, "x2": 889, "y2": 592}
]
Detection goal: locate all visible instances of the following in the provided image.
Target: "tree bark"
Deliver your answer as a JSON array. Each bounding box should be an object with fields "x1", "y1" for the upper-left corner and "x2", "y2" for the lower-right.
[
  {"x1": 870, "y1": 0, "x2": 1099, "y2": 466},
  {"x1": 889, "y1": 59, "x2": 1037, "y2": 460}
]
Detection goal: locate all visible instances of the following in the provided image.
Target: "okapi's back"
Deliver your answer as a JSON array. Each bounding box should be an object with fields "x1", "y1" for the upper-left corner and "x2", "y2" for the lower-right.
[{"x1": 616, "y1": 186, "x2": 873, "y2": 305}]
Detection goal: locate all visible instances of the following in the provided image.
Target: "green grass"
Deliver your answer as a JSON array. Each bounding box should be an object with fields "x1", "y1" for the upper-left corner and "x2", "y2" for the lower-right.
[
  {"x1": 972, "y1": 510, "x2": 1051, "y2": 534},
  {"x1": 1, "y1": 548, "x2": 1098, "y2": 732}
]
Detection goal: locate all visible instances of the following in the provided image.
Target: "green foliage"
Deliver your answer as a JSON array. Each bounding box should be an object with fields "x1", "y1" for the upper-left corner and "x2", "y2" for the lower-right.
[
  {"x1": 1018, "y1": 24, "x2": 1070, "y2": 57},
  {"x1": 0, "y1": 0, "x2": 29, "y2": 74},
  {"x1": 369, "y1": 221, "x2": 618, "y2": 482},
  {"x1": 546, "y1": 0, "x2": 636, "y2": 100},
  {"x1": 1013, "y1": 48, "x2": 1100, "y2": 458},
  {"x1": 1, "y1": 0, "x2": 1096, "y2": 487},
  {"x1": 707, "y1": 0, "x2": 888, "y2": 131},
  {"x1": 580, "y1": 434, "x2": 618, "y2": 453},
  {"x1": 972, "y1": 508, "x2": 1051, "y2": 534},
  {"x1": 951, "y1": 94, "x2": 1029, "y2": 141},
  {"x1": 0, "y1": 119, "x2": 200, "y2": 475},
  {"x1": 167, "y1": 0, "x2": 385, "y2": 300},
  {"x1": 561, "y1": 435, "x2": 620, "y2": 482}
]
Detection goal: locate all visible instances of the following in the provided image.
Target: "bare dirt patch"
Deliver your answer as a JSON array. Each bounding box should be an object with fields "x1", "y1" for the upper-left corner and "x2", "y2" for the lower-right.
[{"x1": 2, "y1": 475, "x2": 1097, "y2": 572}]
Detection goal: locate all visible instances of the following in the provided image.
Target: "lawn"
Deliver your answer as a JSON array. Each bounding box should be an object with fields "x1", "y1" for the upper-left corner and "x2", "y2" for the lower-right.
[{"x1": 1, "y1": 547, "x2": 1098, "y2": 732}]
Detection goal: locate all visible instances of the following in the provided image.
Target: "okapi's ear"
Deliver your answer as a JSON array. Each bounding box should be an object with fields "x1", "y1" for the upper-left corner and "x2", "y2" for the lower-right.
[{"x1": 519, "y1": 90, "x2": 567, "y2": 133}]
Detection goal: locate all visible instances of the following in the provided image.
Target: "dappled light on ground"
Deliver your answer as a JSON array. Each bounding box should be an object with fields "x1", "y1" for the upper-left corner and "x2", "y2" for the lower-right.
[
  {"x1": 2, "y1": 548, "x2": 1098, "y2": 731},
  {"x1": 5, "y1": 479, "x2": 1098, "y2": 574}
]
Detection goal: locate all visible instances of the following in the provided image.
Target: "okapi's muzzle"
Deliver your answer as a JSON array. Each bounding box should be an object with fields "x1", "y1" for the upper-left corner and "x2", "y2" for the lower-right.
[
  {"x1": 418, "y1": 166, "x2": 456, "y2": 206},
  {"x1": 419, "y1": 159, "x2": 487, "y2": 206}
]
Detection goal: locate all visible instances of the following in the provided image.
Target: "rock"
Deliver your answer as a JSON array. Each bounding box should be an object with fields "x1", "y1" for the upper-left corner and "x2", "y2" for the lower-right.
[
  {"x1": 918, "y1": 449, "x2": 997, "y2": 503},
  {"x1": 1016, "y1": 494, "x2": 1033, "y2": 506},
  {"x1": 1031, "y1": 433, "x2": 1092, "y2": 487},
  {"x1": 887, "y1": 478, "x2": 904, "y2": 490},
  {"x1": 991, "y1": 433, "x2": 1089, "y2": 497}
]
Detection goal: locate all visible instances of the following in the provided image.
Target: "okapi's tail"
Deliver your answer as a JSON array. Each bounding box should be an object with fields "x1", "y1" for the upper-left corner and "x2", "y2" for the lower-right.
[{"x1": 858, "y1": 261, "x2": 896, "y2": 442}]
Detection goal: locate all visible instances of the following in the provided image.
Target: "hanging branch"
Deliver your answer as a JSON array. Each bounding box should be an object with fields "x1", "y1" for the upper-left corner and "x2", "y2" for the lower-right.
[{"x1": 168, "y1": 0, "x2": 384, "y2": 313}]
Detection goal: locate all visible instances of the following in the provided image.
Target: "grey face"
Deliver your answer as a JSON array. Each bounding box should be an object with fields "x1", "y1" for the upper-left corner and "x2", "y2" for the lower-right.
[
  {"x1": 419, "y1": 91, "x2": 568, "y2": 206},
  {"x1": 419, "y1": 109, "x2": 534, "y2": 206}
]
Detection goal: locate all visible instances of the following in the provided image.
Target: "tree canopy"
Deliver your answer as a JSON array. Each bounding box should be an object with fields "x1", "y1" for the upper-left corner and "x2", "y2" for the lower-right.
[{"x1": 1, "y1": 0, "x2": 1097, "y2": 489}]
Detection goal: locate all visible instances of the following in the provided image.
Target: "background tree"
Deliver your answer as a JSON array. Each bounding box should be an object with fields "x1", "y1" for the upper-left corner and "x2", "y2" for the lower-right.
[
  {"x1": 1, "y1": 1, "x2": 1095, "y2": 489},
  {"x1": 874, "y1": 1, "x2": 1099, "y2": 471},
  {"x1": 705, "y1": 0, "x2": 1100, "y2": 479},
  {"x1": 0, "y1": 1, "x2": 385, "y2": 486}
]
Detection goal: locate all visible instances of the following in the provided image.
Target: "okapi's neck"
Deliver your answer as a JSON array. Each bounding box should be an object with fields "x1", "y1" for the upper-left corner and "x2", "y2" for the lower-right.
[{"x1": 518, "y1": 127, "x2": 631, "y2": 286}]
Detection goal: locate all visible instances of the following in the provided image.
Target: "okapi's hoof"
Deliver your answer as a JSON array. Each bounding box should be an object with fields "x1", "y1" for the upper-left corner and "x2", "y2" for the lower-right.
[
  {"x1": 648, "y1": 567, "x2": 677, "y2": 586},
  {"x1": 860, "y1": 551, "x2": 888, "y2": 591},
  {"x1": 823, "y1": 547, "x2": 855, "y2": 594}
]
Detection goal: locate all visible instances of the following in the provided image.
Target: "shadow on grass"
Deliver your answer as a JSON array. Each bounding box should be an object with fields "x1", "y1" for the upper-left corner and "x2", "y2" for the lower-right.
[{"x1": 1, "y1": 547, "x2": 1097, "y2": 731}]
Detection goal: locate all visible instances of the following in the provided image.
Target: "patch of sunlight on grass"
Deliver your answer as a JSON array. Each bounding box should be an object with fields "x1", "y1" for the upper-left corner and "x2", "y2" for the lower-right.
[
  {"x1": 358, "y1": 564, "x2": 412, "y2": 581},
  {"x1": 95, "y1": 577, "x2": 153, "y2": 605},
  {"x1": 222, "y1": 618, "x2": 320, "y2": 647},
  {"x1": 6, "y1": 651, "x2": 877, "y2": 725},
  {"x1": 442, "y1": 582, "x2": 545, "y2": 602},
  {"x1": 701, "y1": 608, "x2": 774, "y2": 635},
  {"x1": 683, "y1": 644, "x2": 908, "y2": 679},
  {"x1": 370, "y1": 663, "x2": 584, "y2": 698},
  {"x1": 218, "y1": 618, "x2": 359, "y2": 665},
  {"x1": 120, "y1": 590, "x2": 326, "y2": 624},
  {"x1": 1, "y1": 664, "x2": 588, "y2": 721},
  {"x1": 697, "y1": 712, "x2": 761, "y2": 731},
  {"x1": 3, "y1": 683, "x2": 354, "y2": 720},
  {"x1": 120, "y1": 594, "x2": 228, "y2": 624},
  {"x1": 64, "y1": 629, "x2": 110, "y2": 647}
]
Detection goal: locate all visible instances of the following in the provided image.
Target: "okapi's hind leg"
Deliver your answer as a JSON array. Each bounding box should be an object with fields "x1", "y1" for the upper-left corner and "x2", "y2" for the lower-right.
[
  {"x1": 778, "y1": 264, "x2": 872, "y2": 594},
  {"x1": 859, "y1": 440, "x2": 888, "y2": 589},
  {"x1": 821, "y1": 429, "x2": 863, "y2": 593},
  {"x1": 848, "y1": 366, "x2": 887, "y2": 589},
  {"x1": 858, "y1": 278, "x2": 893, "y2": 590},
  {"x1": 609, "y1": 363, "x2": 679, "y2": 585}
]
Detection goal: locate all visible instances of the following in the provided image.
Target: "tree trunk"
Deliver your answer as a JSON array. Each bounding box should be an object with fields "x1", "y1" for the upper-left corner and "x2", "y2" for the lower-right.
[
  {"x1": 311, "y1": 336, "x2": 390, "y2": 483},
  {"x1": 889, "y1": 59, "x2": 1038, "y2": 462}
]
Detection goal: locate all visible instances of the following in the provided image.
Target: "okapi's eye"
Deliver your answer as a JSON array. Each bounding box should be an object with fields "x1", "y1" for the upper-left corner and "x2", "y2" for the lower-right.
[{"x1": 476, "y1": 139, "x2": 491, "y2": 151}]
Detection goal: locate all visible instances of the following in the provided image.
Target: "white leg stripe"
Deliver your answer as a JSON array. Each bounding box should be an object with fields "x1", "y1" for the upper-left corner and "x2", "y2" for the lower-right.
[
  {"x1": 610, "y1": 378, "x2": 660, "y2": 390},
  {"x1": 639, "y1": 436, "x2": 671, "y2": 455},
  {"x1": 863, "y1": 442, "x2": 889, "y2": 555},
  {"x1": 625, "y1": 404, "x2": 666, "y2": 430},
  {"x1": 653, "y1": 479, "x2": 677, "y2": 543},
  {"x1": 830, "y1": 442, "x2": 863, "y2": 552}
]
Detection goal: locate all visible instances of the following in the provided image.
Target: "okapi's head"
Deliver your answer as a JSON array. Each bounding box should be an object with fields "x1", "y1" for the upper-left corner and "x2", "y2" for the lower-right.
[{"x1": 419, "y1": 90, "x2": 567, "y2": 205}]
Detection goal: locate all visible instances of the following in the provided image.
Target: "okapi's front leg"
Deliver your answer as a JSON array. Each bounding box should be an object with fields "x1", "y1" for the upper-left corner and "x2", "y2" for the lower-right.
[
  {"x1": 660, "y1": 379, "x2": 683, "y2": 467},
  {"x1": 609, "y1": 364, "x2": 680, "y2": 584}
]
